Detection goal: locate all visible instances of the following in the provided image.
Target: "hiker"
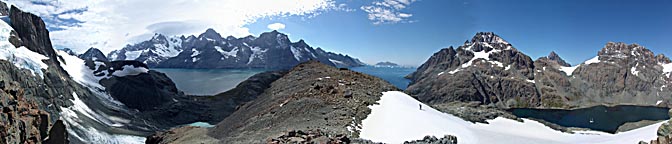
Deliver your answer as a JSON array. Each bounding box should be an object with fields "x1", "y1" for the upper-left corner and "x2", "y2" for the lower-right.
[{"x1": 419, "y1": 104, "x2": 422, "y2": 110}]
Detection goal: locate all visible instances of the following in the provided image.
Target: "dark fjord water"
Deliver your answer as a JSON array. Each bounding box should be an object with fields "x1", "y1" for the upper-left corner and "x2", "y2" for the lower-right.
[
  {"x1": 154, "y1": 66, "x2": 415, "y2": 95},
  {"x1": 510, "y1": 105, "x2": 669, "y2": 133},
  {"x1": 153, "y1": 68, "x2": 266, "y2": 95},
  {"x1": 350, "y1": 66, "x2": 416, "y2": 90}
]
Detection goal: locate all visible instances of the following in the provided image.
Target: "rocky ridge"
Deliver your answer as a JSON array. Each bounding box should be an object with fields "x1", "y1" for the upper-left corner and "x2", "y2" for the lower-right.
[{"x1": 407, "y1": 32, "x2": 672, "y2": 109}]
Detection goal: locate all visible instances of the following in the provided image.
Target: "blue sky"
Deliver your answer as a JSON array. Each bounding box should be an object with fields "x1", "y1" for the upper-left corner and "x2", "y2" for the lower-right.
[
  {"x1": 247, "y1": 0, "x2": 672, "y2": 66},
  {"x1": 9, "y1": 0, "x2": 672, "y2": 66}
]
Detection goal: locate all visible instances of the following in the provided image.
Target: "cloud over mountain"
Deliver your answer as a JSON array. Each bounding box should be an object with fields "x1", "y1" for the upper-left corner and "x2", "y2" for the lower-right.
[{"x1": 5, "y1": 0, "x2": 340, "y2": 53}]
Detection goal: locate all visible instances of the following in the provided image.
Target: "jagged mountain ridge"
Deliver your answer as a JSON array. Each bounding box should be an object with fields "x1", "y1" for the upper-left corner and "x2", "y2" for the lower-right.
[
  {"x1": 108, "y1": 29, "x2": 365, "y2": 69},
  {"x1": 407, "y1": 32, "x2": 672, "y2": 109}
]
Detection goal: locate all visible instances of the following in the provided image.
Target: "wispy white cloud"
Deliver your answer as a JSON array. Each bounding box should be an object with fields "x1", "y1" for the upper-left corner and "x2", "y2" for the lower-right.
[
  {"x1": 5, "y1": 0, "x2": 344, "y2": 53},
  {"x1": 267, "y1": 23, "x2": 286, "y2": 30},
  {"x1": 361, "y1": 0, "x2": 417, "y2": 25}
]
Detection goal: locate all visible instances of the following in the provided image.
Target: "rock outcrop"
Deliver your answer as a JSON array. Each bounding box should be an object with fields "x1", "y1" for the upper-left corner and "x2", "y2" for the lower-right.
[
  {"x1": 109, "y1": 29, "x2": 365, "y2": 69},
  {"x1": 407, "y1": 32, "x2": 672, "y2": 109},
  {"x1": 78, "y1": 47, "x2": 108, "y2": 62},
  {"x1": 642, "y1": 109, "x2": 672, "y2": 144},
  {"x1": 99, "y1": 68, "x2": 181, "y2": 111},
  {"x1": 404, "y1": 135, "x2": 458, "y2": 144}
]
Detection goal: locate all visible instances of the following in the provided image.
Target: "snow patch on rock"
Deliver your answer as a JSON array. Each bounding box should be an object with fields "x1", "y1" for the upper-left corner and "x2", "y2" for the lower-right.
[
  {"x1": 124, "y1": 50, "x2": 143, "y2": 60},
  {"x1": 0, "y1": 19, "x2": 49, "y2": 78},
  {"x1": 661, "y1": 63, "x2": 672, "y2": 78},
  {"x1": 247, "y1": 47, "x2": 267, "y2": 64},
  {"x1": 215, "y1": 46, "x2": 239, "y2": 58},
  {"x1": 559, "y1": 66, "x2": 578, "y2": 76},
  {"x1": 111, "y1": 65, "x2": 148, "y2": 77},
  {"x1": 290, "y1": 46, "x2": 303, "y2": 61},
  {"x1": 191, "y1": 49, "x2": 200, "y2": 57},
  {"x1": 448, "y1": 48, "x2": 503, "y2": 75},
  {"x1": 329, "y1": 59, "x2": 344, "y2": 66},
  {"x1": 584, "y1": 56, "x2": 601, "y2": 65}
]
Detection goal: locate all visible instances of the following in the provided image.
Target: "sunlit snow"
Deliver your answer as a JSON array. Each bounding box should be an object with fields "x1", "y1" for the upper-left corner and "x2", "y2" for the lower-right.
[
  {"x1": 360, "y1": 91, "x2": 662, "y2": 144},
  {"x1": 111, "y1": 65, "x2": 149, "y2": 77},
  {"x1": 584, "y1": 56, "x2": 601, "y2": 65}
]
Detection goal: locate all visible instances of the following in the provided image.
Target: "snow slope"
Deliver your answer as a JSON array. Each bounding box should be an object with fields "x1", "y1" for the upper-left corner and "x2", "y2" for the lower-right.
[
  {"x1": 360, "y1": 91, "x2": 662, "y2": 144},
  {"x1": 0, "y1": 17, "x2": 49, "y2": 78},
  {"x1": 57, "y1": 51, "x2": 146, "y2": 143}
]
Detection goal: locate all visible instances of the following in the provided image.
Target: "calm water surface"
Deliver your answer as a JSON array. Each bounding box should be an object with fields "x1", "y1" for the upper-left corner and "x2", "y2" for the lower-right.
[
  {"x1": 350, "y1": 66, "x2": 416, "y2": 90},
  {"x1": 153, "y1": 68, "x2": 266, "y2": 95},
  {"x1": 510, "y1": 105, "x2": 669, "y2": 133}
]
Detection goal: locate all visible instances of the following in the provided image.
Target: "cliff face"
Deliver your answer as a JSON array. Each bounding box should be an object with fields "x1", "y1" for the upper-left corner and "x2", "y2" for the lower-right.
[
  {"x1": 407, "y1": 32, "x2": 672, "y2": 109},
  {"x1": 406, "y1": 32, "x2": 538, "y2": 108},
  {"x1": 0, "y1": 3, "x2": 99, "y2": 143}
]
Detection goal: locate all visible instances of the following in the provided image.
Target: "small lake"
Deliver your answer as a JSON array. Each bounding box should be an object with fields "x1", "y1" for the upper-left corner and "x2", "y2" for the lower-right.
[
  {"x1": 350, "y1": 66, "x2": 416, "y2": 90},
  {"x1": 510, "y1": 105, "x2": 669, "y2": 133},
  {"x1": 153, "y1": 68, "x2": 266, "y2": 95}
]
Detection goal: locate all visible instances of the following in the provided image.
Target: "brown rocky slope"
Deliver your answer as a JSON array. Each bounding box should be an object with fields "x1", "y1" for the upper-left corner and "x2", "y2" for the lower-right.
[{"x1": 147, "y1": 61, "x2": 399, "y2": 143}]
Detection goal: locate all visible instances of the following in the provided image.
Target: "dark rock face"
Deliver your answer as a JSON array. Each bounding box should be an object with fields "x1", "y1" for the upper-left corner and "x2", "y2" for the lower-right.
[
  {"x1": 44, "y1": 120, "x2": 68, "y2": 144},
  {"x1": 78, "y1": 47, "x2": 109, "y2": 62},
  {"x1": 408, "y1": 32, "x2": 672, "y2": 109},
  {"x1": 99, "y1": 70, "x2": 180, "y2": 111},
  {"x1": 109, "y1": 29, "x2": 365, "y2": 69},
  {"x1": 0, "y1": 1, "x2": 8, "y2": 16},
  {"x1": 545, "y1": 51, "x2": 571, "y2": 67},
  {"x1": 9, "y1": 6, "x2": 60, "y2": 66}
]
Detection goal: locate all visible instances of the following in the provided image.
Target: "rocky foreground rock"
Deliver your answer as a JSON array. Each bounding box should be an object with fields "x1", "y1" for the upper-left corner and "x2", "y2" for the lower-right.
[
  {"x1": 407, "y1": 32, "x2": 672, "y2": 109},
  {"x1": 147, "y1": 61, "x2": 400, "y2": 143}
]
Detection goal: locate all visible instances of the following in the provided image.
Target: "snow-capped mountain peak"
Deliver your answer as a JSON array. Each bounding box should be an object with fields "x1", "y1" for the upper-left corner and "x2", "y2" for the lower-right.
[
  {"x1": 198, "y1": 28, "x2": 223, "y2": 41},
  {"x1": 109, "y1": 29, "x2": 364, "y2": 69},
  {"x1": 469, "y1": 32, "x2": 510, "y2": 45}
]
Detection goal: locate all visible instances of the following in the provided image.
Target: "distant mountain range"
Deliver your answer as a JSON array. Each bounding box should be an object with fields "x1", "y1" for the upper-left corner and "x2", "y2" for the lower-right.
[{"x1": 107, "y1": 29, "x2": 365, "y2": 69}]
